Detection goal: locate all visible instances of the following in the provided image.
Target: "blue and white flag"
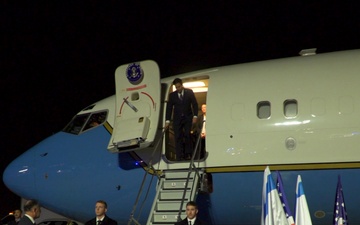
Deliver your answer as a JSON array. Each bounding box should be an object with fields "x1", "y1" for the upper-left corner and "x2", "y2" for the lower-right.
[
  {"x1": 295, "y1": 175, "x2": 312, "y2": 225},
  {"x1": 261, "y1": 166, "x2": 288, "y2": 225},
  {"x1": 276, "y1": 171, "x2": 295, "y2": 225},
  {"x1": 333, "y1": 175, "x2": 348, "y2": 225}
]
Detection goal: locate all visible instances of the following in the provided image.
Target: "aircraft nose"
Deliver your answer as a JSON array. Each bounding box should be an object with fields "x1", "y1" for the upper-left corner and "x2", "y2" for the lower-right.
[{"x1": 3, "y1": 148, "x2": 37, "y2": 200}]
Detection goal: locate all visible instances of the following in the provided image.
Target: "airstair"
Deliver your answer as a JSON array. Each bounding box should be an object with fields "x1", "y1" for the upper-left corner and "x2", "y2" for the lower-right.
[
  {"x1": 146, "y1": 169, "x2": 203, "y2": 225},
  {"x1": 127, "y1": 121, "x2": 206, "y2": 225}
]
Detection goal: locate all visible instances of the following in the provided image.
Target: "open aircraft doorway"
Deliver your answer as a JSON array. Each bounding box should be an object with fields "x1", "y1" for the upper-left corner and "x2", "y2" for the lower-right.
[{"x1": 164, "y1": 76, "x2": 209, "y2": 162}]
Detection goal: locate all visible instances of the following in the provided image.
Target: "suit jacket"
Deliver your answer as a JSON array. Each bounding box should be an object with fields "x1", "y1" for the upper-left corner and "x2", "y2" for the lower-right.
[
  {"x1": 8, "y1": 220, "x2": 19, "y2": 225},
  {"x1": 85, "y1": 215, "x2": 117, "y2": 225},
  {"x1": 174, "y1": 218, "x2": 206, "y2": 225},
  {"x1": 166, "y1": 88, "x2": 198, "y2": 124},
  {"x1": 18, "y1": 216, "x2": 34, "y2": 225}
]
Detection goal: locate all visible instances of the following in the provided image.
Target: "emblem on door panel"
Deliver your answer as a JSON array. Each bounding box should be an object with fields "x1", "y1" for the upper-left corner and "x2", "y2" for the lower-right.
[{"x1": 126, "y1": 62, "x2": 144, "y2": 85}]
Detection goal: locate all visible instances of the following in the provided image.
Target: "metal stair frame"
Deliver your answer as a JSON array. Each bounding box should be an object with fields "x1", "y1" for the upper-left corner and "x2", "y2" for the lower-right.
[{"x1": 146, "y1": 169, "x2": 203, "y2": 225}]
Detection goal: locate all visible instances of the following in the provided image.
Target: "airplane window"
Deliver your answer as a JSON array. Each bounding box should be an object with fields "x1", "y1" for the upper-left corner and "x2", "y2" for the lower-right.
[
  {"x1": 63, "y1": 113, "x2": 90, "y2": 134},
  {"x1": 83, "y1": 111, "x2": 107, "y2": 131},
  {"x1": 257, "y1": 101, "x2": 271, "y2": 119},
  {"x1": 63, "y1": 111, "x2": 108, "y2": 135},
  {"x1": 284, "y1": 99, "x2": 298, "y2": 118}
]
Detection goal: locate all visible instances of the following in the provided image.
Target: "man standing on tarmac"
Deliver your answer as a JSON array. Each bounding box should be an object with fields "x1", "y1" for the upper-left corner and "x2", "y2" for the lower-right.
[
  {"x1": 174, "y1": 201, "x2": 206, "y2": 225},
  {"x1": 85, "y1": 200, "x2": 117, "y2": 225},
  {"x1": 18, "y1": 200, "x2": 41, "y2": 225},
  {"x1": 8, "y1": 209, "x2": 22, "y2": 225}
]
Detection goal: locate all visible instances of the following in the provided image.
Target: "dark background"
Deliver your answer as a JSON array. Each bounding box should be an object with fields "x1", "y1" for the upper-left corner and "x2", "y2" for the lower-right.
[{"x1": 2, "y1": 1, "x2": 360, "y2": 217}]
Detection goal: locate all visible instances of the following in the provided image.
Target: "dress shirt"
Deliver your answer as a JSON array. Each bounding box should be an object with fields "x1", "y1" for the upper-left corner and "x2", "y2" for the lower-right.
[
  {"x1": 96, "y1": 216, "x2": 105, "y2": 222},
  {"x1": 188, "y1": 218, "x2": 196, "y2": 225}
]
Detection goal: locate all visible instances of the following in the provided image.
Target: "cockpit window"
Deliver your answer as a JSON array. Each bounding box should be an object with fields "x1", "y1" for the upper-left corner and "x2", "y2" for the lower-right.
[
  {"x1": 83, "y1": 111, "x2": 107, "y2": 131},
  {"x1": 63, "y1": 113, "x2": 89, "y2": 134},
  {"x1": 63, "y1": 110, "x2": 108, "y2": 135}
]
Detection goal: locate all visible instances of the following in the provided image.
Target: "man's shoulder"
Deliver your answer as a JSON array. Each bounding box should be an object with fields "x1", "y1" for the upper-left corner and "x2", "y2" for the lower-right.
[
  {"x1": 104, "y1": 216, "x2": 117, "y2": 225},
  {"x1": 168, "y1": 91, "x2": 178, "y2": 99},
  {"x1": 18, "y1": 217, "x2": 31, "y2": 225},
  {"x1": 84, "y1": 218, "x2": 95, "y2": 225},
  {"x1": 8, "y1": 221, "x2": 17, "y2": 225},
  {"x1": 184, "y1": 89, "x2": 196, "y2": 99},
  {"x1": 170, "y1": 91, "x2": 178, "y2": 95},
  {"x1": 195, "y1": 219, "x2": 207, "y2": 225},
  {"x1": 174, "y1": 218, "x2": 187, "y2": 225}
]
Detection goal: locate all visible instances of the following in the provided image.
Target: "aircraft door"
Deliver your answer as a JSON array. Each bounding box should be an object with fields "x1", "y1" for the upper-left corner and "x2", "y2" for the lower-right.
[{"x1": 108, "y1": 60, "x2": 161, "y2": 153}]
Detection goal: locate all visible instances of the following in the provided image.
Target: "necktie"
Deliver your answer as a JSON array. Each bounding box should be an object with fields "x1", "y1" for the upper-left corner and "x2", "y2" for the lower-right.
[
  {"x1": 188, "y1": 221, "x2": 192, "y2": 225},
  {"x1": 97, "y1": 221, "x2": 101, "y2": 225},
  {"x1": 179, "y1": 93, "x2": 183, "y2": 101}
]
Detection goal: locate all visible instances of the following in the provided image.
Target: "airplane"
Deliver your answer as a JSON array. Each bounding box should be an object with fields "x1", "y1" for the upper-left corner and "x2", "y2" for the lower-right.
[{"x1": 3, "y1": 48, "x2": 360, "y2": 225}]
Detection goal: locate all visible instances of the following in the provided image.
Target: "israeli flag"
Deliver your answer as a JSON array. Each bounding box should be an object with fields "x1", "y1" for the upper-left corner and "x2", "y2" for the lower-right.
[
  {"x1": 261, "y1": 166, "x2": 288, "y2": 225},
  {"x1": 295, "y1": 175, "x2": 313, "y2": 225}
]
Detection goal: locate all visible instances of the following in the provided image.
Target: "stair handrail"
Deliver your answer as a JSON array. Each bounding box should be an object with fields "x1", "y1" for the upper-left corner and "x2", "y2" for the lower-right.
[
  {"x1": 128, "y1": 128, "x2": 166, "y2": 225},
  {"x1": 176, "y1": 119, "x2": 205, "y2": 221}
]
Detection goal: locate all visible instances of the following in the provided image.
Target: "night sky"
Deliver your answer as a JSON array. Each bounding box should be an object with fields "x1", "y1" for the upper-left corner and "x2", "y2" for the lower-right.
[{"x1": 2, "y1": 1, "x2": 360, "y2": 217}]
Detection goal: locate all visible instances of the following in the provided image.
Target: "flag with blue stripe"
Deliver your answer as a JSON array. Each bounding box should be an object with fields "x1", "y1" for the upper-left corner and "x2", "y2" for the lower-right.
[
  {"x1": 276, "y1": 171, "x2": 295, "y2": 225},
  {"x1": 333, "y1": 175, "x2": 348, "y2": 225},
  {"x1": 295, "y1": 175, "x2": 312, "y2": 225},
  {"x1": 261, "y1": 166, "x2": 288, "y2": 225}
]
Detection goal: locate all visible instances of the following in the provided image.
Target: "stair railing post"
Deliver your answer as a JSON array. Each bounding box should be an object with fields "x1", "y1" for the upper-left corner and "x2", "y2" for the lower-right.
[{"x1": 127, "y1": 128, "x2": 166, "y2": 225}]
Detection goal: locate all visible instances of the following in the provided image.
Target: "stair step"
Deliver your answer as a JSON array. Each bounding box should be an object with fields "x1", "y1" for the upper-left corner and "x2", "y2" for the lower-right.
[
  {"x1": 156, "y1": 200, "x2": 187, "y2": 211},
  {"x1": 151, "y1": 212, "x2": 185, "y2": 223},
  {"x1": 159, "y1": 190, "x2": 190, "y2": 200},
  {"x1": 165, "y1": 170, "x2": 195, "y2": 179},
  {"x1": 162, "y1": 180, "x2": 193, "y2": 190}
]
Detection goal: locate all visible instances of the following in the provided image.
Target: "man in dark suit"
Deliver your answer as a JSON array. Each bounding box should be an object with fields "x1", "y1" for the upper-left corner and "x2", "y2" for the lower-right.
[
  {"x1": 174, "y1": 201, "x2": 206, "y2": 225},
  {"x1": 18, "y1": 200, "x2": 41, "y2": 225},
  {"x1": 85, "y1": 200, "x2": 117, "y2": 225},
  {"x1": 8, "y1": 209, "x2": 22, "y2": 225},
  {"x1": 165, "y1": 78, "x2": 198, "y2": 161}
]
